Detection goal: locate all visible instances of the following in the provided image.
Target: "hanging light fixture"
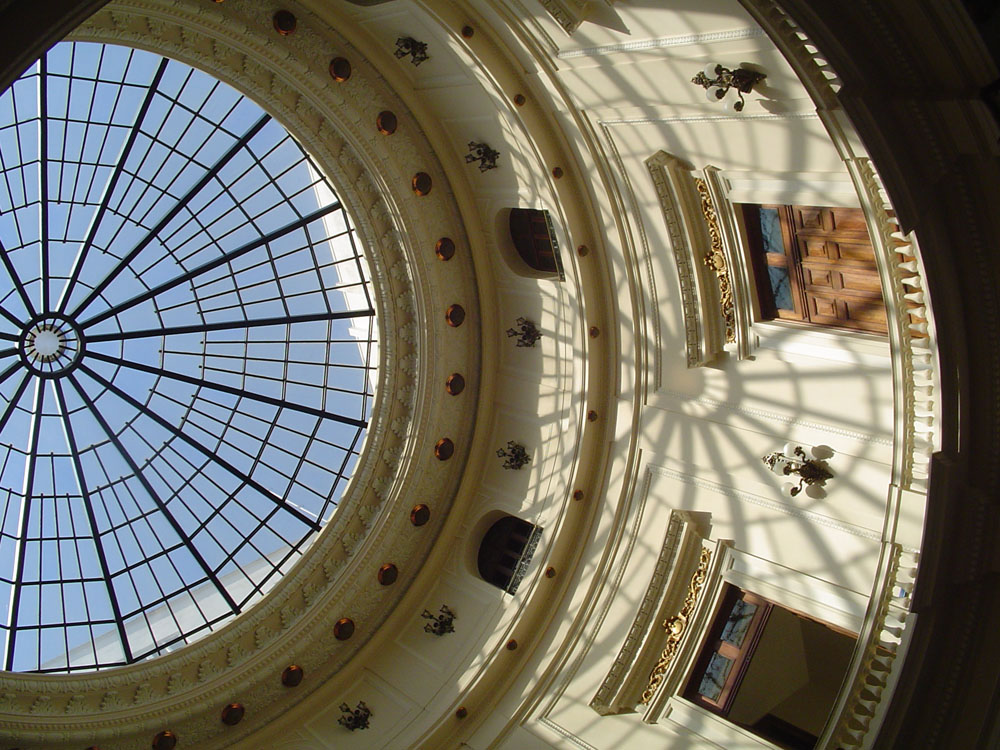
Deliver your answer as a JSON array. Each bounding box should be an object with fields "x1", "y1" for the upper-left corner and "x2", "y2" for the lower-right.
[
  {"x1": 761, "y1": 443, "x2": 833, "y2": 497},
  {"x1": 692, "y1": 64, "x2": 766, "y2": 112}
]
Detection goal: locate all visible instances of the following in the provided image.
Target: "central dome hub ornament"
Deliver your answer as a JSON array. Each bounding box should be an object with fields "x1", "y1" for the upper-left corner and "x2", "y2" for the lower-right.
[{"x1": 19, "y1": 315, "x2": 82, "y2": 376}]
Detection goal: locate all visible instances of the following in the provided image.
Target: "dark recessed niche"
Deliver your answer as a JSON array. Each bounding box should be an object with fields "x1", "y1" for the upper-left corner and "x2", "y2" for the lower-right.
[
  {"x1": 587, "y1": 410, "x2": 598, "y2": 422},
  {"x1": 378, "y1": 563, "x2": 398, "y2": 585},
  {"x1": 272, "y1": 10, "x2": 296, "y2": 35},
  {"x1": 410, "y1": 504, "x2": 431, "y2": 526},
  {"x1": 281, "y1": 664, "x2": 304, "y2": 687},
  {"x1": 506, "y1": 639, "x2": 518, "y2": 650},
  {"x1": 329, "y1": 57, "x2": 352, "y2": 82},
  {"x1": 461, "y1": 25, "x2": 475, "y2": 38},
  {"x1": 573, "y1": 490, "x2": 584, "y2": 501},
  {"x1": 456, "y1": 706, "x2": 469, "y2": 719},
  {"x1": 221, "y1": 703, "x2": 245, "y2": 726},
  {"x1": 589, "y1": 326, "x2": 600, "y2": 338},
  {"x1": 376, "y1": 110, "x2": 397, "y2": 135},
  {"x1": 435, "y1": 237, "x2": 456, "y2": 261},
  {"x1": 513, "y1": 93, "x2": 526, "y2": 106},
  {"x1": 546, "y1": 566, "x2": 557, "y2": 578},
  {"x1": 334, "y1": 617, "x2": 355, "y2": 640},
  {"x1": 435, "y1": 438, "x2": 455, "y2": 460},
  {"x1": 445, "y1": 373, "x2": 465, "y2": 395},
  {"x1": 445, "y1": 304, "x2": 466, "y2": 327},
  {"x1": 552, "y1": 167, "x2": 564, "y2": 179},
  {"x1": 412, "y1": 172, "x2": 432, "y2": 196},
  {"x1": 152, "y1": 731, "x2": 177, "y2": 750},
  {"x1": 577, "y1": 244, "x2": 589, "y2": 256}
]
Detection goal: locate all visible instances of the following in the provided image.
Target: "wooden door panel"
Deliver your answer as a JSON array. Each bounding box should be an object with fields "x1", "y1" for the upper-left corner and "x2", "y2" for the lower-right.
[
  {"x1": 842, "y1": 297, "x2": 888, "y2": 330},
  {"x1": 803, "y1": 267, "x2": 836, "y2": 289},
  {"x1": 806, "y1": 293, "x2": 887, "y2": 332},
  {"x1": 837, "y1": 269, "x2": 884, "y2": 294},
  {"x1": 807, "y1": 294, "x2": 841, "y2": 322},
  {"x1": 793, "y1": 206, "x2": 830, "y2": 232},
  {"x1": 832, "y1": 240, "x2": 878, "y2": 264},
  {"x1": 744, "y1": 203, "x2": 887, "y2": 334},
  {"x1": 798, "y1": 238, "x2": 833, "y2": 260},
  {"x1": 827, "y1": 207, "x2": 869, "y2": 236}
]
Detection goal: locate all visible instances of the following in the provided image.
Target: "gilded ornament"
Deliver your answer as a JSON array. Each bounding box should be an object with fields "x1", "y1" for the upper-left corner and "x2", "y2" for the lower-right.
[
  {"x1": 640, "y1": 547, "x2": 712, "y2": 704},
  {"x1": 694, "y1": 179, "x2": 736, "y2": 344}
]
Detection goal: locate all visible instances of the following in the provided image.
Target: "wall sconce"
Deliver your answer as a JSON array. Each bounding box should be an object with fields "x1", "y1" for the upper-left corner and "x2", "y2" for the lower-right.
[
  {"x1": 394, "y1": 36, "x2": 429, "y2": 66},
  {"x1": 466, "y1": 141, "x2": 500, "y2": 171},
  {"x1": 338, "y1": 701, "x2": 372, "y2": 731},
  {"x1": 761, "y1": 444, "x2": 833, "y2": 497},
  {"x1": 422, "y1": 605, "x2": 457, "y2": 635},
  {"x1": 692, "y1": 64, "x2": 766, "y2": 112},
  {"x1": 506, "y1": 317, "x2": 542, "y2": 347},
  {"x1": 497, "y1": 441, "x2": 531, "y2": 470}
]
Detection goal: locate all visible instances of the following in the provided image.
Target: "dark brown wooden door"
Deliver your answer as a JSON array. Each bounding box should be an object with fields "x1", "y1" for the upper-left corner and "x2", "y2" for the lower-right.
[
  {"x1": 744, "y1": 204, "x2": 887, "y2": 334},
  {"x1": 791, "y1": 206, "x2": 887, "y2": 333}
]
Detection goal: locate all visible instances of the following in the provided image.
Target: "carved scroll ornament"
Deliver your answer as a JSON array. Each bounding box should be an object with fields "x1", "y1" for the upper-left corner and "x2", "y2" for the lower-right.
[
  {"x1": 640, "y1": 546, "x2": 712, "y2": 704},
  {"x1": 695, "y1": 179, "x2": 736, "y2": 344}
]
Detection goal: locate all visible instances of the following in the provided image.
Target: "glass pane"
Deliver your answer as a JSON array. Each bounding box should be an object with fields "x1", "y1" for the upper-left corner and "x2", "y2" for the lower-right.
[
  {"x1": 0, "y1": 42, "x2": 380, "y2": 672},
  {"x1": 720, "y1": 600, "x2": 758, "y2": 648},
  {"x1": 767, "y1": 266, "x2": 795, "y2": 311},
  {"x1": 698, "y1": 652, "x2": 735, "y2": 701},
  {"x1": 759, "y1": 207, "x2": 785, "y2": 254}
]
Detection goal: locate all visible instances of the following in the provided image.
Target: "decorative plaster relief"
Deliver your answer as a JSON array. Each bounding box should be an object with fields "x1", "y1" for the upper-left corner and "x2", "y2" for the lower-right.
[
  {"x1": 646, "y1": 150, "x2": 726, "y2": 368},
  {"x1": 591, "y1": 512, "x2": 704, "y2": 715}
]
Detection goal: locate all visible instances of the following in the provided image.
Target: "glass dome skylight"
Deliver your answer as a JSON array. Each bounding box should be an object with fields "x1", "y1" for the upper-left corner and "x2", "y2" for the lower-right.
[{"x1": 0, "y1": 42, "x2": 378, "y2": 672}]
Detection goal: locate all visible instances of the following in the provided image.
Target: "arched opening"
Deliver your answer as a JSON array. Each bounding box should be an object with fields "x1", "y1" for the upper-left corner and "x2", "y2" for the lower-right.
[
  {"x1": 507, "y1": 208, "x2": 565, "y2": 280},
  {"x1": 477, "y1": 516, "x2": 542, "y2": 594}
]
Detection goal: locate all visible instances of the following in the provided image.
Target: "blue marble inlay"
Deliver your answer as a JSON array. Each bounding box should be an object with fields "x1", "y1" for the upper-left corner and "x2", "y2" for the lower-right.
[
  {"x1": 768, "y1": 266, "x2": 794, "y2": 310},
  {"x1": 698, "y1": 652, "x2": 735, "y2": 702},
  {"x1": 759, "y1": 207, "x2": 785, "y2": 254}
]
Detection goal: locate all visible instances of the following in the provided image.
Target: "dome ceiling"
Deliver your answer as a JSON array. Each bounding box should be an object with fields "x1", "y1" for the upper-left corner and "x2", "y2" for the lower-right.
[
  {"x1": 0, "y1": 40, "x2": 379, "y2": 673},
  {"x1": 0, "y1": 0, "x2": 482, "y2": 746}
]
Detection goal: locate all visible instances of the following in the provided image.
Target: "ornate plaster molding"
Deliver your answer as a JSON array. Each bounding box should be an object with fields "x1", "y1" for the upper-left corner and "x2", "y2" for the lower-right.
[
  {"x1": 590, "y1": 512, "x2": 699, "y2": 715},
  {"x1": 646, "y1": 150, "x2": 726, "y2": 368},
  {"x1": 0, "y1": 1, "x2": 480, "y2": 748}
]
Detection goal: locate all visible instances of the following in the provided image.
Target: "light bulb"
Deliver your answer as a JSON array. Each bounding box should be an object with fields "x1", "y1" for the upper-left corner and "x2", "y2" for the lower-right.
[{"x1": 703, "y1": 63, "x2": 719, "y2": 79}]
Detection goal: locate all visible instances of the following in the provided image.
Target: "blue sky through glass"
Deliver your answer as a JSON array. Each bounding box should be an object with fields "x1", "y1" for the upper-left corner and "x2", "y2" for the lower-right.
[{"x1": 0, "y1": 42, "x2": 378, "y2": 672}]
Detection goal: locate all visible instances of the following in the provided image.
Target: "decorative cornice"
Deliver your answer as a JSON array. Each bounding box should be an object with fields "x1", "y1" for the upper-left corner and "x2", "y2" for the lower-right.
[
  {"x1": 590, "y1": 513, "x2": 685, "y2": 713},
  {"x1": 601, "y1": 111, "x2": 818, "y2": 126},
  {"x1": 558, "y1": 27, "x2": 766, "y2": 59},
  {"x1": 656, "y1": 389, "x2": 894, "y2": 448},
  {"x1": 647, "y1": 463, "x2": 884, "y2": 542},
  {"x1": 600, "y1": 124, "x2": 660, "y2": 389},
  {"x1": 646, "y1": 150, "x2": 704, "y2": 369}
]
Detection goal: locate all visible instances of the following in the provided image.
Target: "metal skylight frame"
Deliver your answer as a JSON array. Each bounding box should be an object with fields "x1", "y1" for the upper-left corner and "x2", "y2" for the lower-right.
[{"x1": 0, "y1": 41, "x2": 378, "y2": 672}]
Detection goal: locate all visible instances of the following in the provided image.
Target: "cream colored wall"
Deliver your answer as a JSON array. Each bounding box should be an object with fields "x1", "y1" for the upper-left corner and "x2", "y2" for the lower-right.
[{"x1": 242, "y1": 1, "x2": 904, "y2": 748}]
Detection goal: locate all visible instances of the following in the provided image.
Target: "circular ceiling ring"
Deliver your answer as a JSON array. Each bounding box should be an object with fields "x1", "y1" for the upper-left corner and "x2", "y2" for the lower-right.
[{"x1": 0, "y1": 1, "x2": 481, "y2": 747}]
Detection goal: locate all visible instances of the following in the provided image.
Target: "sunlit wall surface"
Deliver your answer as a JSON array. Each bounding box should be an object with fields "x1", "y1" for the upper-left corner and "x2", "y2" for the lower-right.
[{"x1": 0, "y1": 42, "x2": 378, "y2": 672}]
